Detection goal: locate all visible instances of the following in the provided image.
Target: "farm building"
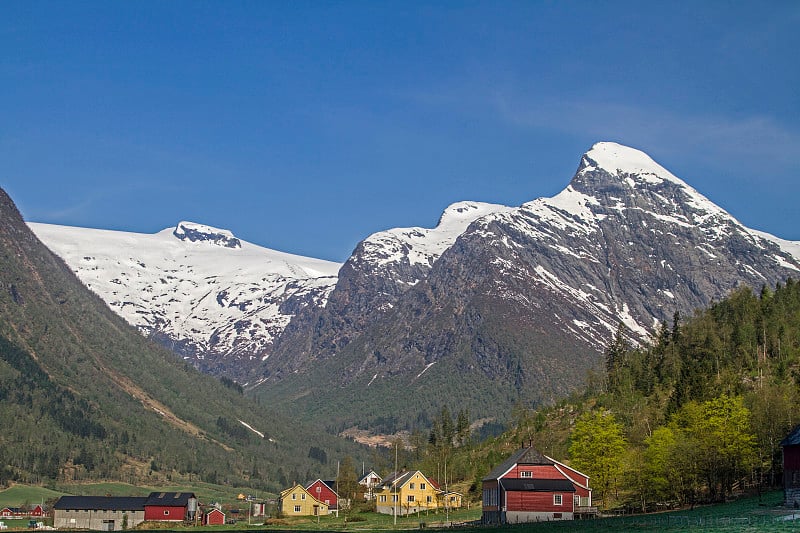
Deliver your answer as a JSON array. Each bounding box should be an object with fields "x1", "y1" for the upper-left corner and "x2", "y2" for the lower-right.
[
  {"x1": 202, "y1": 507, "x2": 225, "y2": 525},
  {"x1": 482, "y1": 445, "x2": 592, "y2": 524},
  {"x1": 53, "y1": 496, "x2": 148, "y2": 530},
  {"x1": 143, "y1": 491, "x2": 197, "y2": 522}
]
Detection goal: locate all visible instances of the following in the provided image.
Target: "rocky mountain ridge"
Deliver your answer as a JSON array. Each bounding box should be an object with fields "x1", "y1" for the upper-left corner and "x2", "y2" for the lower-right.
[{"x1": 30, "y1": 143, "x2": 800, "y2": 423}]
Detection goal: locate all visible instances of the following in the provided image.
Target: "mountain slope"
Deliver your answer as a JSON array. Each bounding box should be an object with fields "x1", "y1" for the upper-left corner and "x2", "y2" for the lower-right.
[
  {"x1": 28, "y1": 221, "x2": 340, "y2": 381},
  {"x1": 255, "y1": 142, "x2": 800, "y2": 430},
  {"x1": 0, "y1": 189, "x2": 360, "y2": 488}
]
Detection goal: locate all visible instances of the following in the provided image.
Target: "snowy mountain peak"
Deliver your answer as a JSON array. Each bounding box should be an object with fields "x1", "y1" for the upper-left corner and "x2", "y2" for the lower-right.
[
  {"x1": 173, "y1": 221, "x2": 241, "y2": 248},
  {"x1": 579, "y1": 142, "x2": 687, "y2": 187}
]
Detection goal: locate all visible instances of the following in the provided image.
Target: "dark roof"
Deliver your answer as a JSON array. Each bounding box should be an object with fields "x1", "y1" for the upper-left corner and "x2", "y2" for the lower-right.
[
  {"x1": 145, "y1": 492, "x2": 196, "y2": 507},
  {"x1": 483, "y1": 447, "x2": 555, "y2": 481},
  {"x1": 499, "y1": 479, "x2": 576, "y2": 492},
  {"x1": 782, "y1": 425, "x2": 800, "y2": 447},
  {"x1": 53, "y1": 496, "x2": 148, "y2": 511}
]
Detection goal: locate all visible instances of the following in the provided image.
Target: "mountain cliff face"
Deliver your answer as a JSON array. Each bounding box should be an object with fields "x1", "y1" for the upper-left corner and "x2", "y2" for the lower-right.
[
  {"x1": 254, "y1": 142, "x2": 800, "y2": 428},
  {"x1": 29, "y1": 142, "x2": 800, "y2": 430},
  {"x1": 29, "y1": 221, "x2": 340, "y2": 380}
]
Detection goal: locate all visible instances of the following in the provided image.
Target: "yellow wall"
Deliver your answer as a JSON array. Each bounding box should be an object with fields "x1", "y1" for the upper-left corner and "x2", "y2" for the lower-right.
[
  {"x1": 374, "y1": 472, "x2": 441, "y2": 515},
  {"x1": 279, "y1": 485, "x2": 328, "y2": 516}
]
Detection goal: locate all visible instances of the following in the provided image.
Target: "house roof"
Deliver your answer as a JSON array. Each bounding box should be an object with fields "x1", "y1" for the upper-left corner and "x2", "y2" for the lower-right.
[
  {"x1": 782, "y1": 425, "x2": 800, "y2": 447},
  {"x1": 483, "y1": 446, "x2": 554, "y2": 481},
  {"x1": 53, "y1": 496, "x2": 148, "y2": 511},
  {"x1": 378, "y1": 470, "x2": 434, "y2": 492},
  {"x1": 499, "y1": 479, "x2": 576, "y2": 492},
  {"x1": 359, "y1": 470, "x2": 381, "y2": 484},
  {"x1": 144, "y1": 492, "x2": 195, "y2": 507}
]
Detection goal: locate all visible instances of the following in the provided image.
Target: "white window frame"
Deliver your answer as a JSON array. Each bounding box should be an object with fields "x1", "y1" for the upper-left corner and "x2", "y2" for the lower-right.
[
  {"x1": 407, "y1": 495, "x2": 415, "y2": 503},
  {"x1": 553, "y1": 494, "x2": 562, "y2": 506},
  {"x1": 521, "y1": 471, "x2": 532, "y2": 478},
  {"x1": 294, "y1": 505, "x2": 301, "y2": 513}
]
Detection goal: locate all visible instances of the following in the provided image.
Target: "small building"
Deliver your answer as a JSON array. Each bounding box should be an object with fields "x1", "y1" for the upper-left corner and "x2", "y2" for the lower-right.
[
  {"x1": 27, "y1": 505, "x2": 45, "y2": 518},
  {"x1": 306, "y1": 479, "x2": 339, "y2": 514},
  {"x1": 203, "y1": 508, "x2": 226, "y2": 525},
  {"x1": 482, "y1": 446, "x2": 592, "y2": 524},
  {"x1": 359, "y1": 470, "x2": 382, "y2": 500},
  {"x1": 53, "y1": 496, "x2": 147, "y2": 530},
  {"x1": 143, "y1": 492, "x2": 197, "y2": 522},
  {"x1": 782, "y1": 425, "x2": 800, "y2": 506},
  {"x1": 278, "y1": 484, "x2": 329, "y2": 517},
  {"x1": 0, "y1": 509, "x2": 19, "y2": 519},
  {"x1": 374, "y1": 471, "x2": 441, "y2": 516},
  {"x1": 440, "y1": 491, "x2": 463, "y2": 509}
]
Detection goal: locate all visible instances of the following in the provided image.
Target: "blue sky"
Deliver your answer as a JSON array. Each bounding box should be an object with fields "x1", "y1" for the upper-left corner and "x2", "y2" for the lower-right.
[{"x1": 2, "y1": 1, "x2": 799, "y2": 262}]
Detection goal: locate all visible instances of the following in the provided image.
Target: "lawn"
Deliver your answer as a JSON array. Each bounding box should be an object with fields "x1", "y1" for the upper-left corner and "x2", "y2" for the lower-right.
[{"x1": 482, "y1": 490, "x2": 796, "y2": 533}]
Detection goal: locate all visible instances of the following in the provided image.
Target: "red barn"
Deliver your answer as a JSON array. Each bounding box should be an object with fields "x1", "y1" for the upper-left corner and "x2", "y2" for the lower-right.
[
  {"x1": 482, "y1": 446, "x2": 593, "y2": 524},
  {"x1": 144, "y1": 492, "x2": 197, "y2": 522},
  {"x1": 306, "y1": 479, "x2": 339, "y2": 514},
  {"x1": 203, "y1": 508, "x2": 226, "y2": 525}
]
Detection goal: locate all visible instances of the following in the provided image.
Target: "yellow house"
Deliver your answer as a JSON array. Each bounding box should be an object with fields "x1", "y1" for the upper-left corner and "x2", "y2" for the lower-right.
[
  {"x1": 374, "y1": 471, "x2": 442, "y2": 516},
  {"x1": 279, "y1": 483, "x2": 329, "y2": 517}
]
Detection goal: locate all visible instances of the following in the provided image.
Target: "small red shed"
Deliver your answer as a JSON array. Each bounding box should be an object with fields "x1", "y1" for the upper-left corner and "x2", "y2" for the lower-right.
[{"x1": 203, "y1": 508, "x2": 226, "y2": 525}]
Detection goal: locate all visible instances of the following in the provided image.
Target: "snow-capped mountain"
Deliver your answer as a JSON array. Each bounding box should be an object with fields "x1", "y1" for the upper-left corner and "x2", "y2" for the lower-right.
[
  {"x1": 255, "y1": 142, "x2": 800, "y2": 427},
  {"x1": 28, "y1": 221, "x2": 340, "y2": 379}
]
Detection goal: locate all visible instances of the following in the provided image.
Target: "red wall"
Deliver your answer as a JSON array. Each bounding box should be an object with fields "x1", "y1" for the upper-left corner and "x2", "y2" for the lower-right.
[
  {"x1": 144, "y1": 505, "x2": 186, "y2": 521},
  {"x1": 204, "y1": 510, "x2": 225, "y2": 525},
  {"x1": 505, "y1": 465, "x2": 563, "y2": 479},
  {"x1": 786, "y1": 446, "x2": 800, "y2": 470},
  {"x1": 505, "y1": 491, "x2": 573, "y2": 513},
  {"x1": 307, "y1": 481, "x2": 337, "y2": 507}
]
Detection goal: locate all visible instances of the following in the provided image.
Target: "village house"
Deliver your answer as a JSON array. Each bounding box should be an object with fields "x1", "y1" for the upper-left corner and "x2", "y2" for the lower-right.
[
  {"x1": 782, "y1": 425, "x2": 800, "y2": 506},
  {"x1": 305, "y1": 479, "x2": 339, "y2": 514},
  {"x1": 278, "y1": 483, "x2": 329, "y2": 517},
  {"x1": 482, "y1": 445, "x2": 593, "y2": 524},
  {"x1": 373, "y1": 471, "x2": 445, "y2": 516},
  {"x1": 359, "y1": 470, "x2": 382, "y2": 500}
]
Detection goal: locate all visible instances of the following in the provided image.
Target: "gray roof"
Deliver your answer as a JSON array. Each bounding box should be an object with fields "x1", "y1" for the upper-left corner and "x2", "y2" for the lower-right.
[
  {"x1": 499, "y1": 478, "x2": 576, "y2": 492},
  {"x1": 53, "y1": 496, "x2": 148, "y2": 511},
  {"x1": 483, "y1": 446, "x2": 554, "y2": 481},
  {"x1": 144, "y1": 492, "x2": 196, "y2": 507},
  {"x1": 782, "y1": 425, "x2": 800, "y2": 447}
]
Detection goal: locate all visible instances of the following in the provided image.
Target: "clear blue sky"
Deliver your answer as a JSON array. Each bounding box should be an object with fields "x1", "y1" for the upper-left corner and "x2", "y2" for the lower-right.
[{"x1": 2, "y1": 1, "x2": 798, "y2": 262}]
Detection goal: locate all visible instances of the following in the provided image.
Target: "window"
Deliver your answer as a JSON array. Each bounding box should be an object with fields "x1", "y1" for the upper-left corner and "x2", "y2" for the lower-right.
[
  {"x1": 426, "y1": 496, "x2": 432, "y2": 503},
  {"x1": 294, "y1": 506, "x2": 301, "y2": 513},
  {"x1": 164, "y1": 510, "x2": 170, "y2": 516},
  {"x1": 410, "y1": 483, "x2": 415, "y2": 489},
  {"x1": 553, "y1": 494, "x2": 562, "y2": 506},
  {"x1": 301, "y1": 494, "x2": 306, "y2": 500},
  {"x1": 291, "y1": 494, "x2": 296, "y2": 500},
  {"x1": 420, "y1": 483, "x2": 426, "y2": 490},
  {"x1": 392, "y1": 495, "x2": 398, "y2": 503},
  {"x1": 380, "y1": 495, "x2": 387, "y2": 502},
  {"x1": 407, "y1": 495, "x2": 415, "y2": 503},
  {"x1": 521, "y1": 471, "x2": 532, "y2": 478}
]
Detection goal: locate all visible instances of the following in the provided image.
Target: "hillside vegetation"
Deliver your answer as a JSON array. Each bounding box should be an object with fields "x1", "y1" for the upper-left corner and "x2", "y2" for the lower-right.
[
  {"x1": 0, "y1": 188, "x2": 365, "y2": 491},
  {"x1": 383, "y1": 279, "x2": 800, "y2": 512}
]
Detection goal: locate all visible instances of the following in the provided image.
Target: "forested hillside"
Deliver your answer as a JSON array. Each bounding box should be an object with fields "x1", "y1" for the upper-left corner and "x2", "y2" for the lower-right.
[
  {"x1": 392, "y1": 280, "x2": 800, "y2": 510},
  {"x1": 0, "y1": 188, "x2": 365, "y2": 490}
]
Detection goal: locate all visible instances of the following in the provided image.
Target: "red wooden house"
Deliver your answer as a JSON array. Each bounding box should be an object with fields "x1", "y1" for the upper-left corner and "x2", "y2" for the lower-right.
[
  {"x1": 203, "y1": 508, "x2": 226, "y2": 525},
  {"x1": 306, "y1": 479, "x2": 339, "y2": 514},
  {"x1": 482, "y1": 446, "x2": 592, "y2": 524},
  {"x1": 27, "y1": 505, "x2": 44, "y2": 518},
  {"x1": 144, "y1": 492, "x2": 197, "y2": 522},
  {"x1": 782, "y1": 425, "x2": 800, "y2": 506},
  {"x1": 0, "y1": 508, "x2": 20, "y2": 518}
]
